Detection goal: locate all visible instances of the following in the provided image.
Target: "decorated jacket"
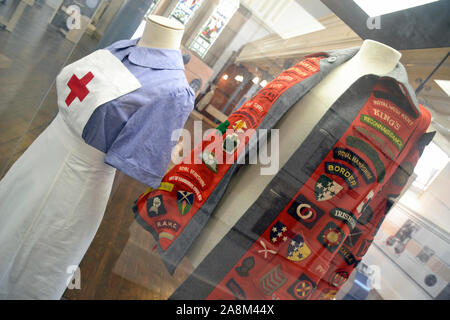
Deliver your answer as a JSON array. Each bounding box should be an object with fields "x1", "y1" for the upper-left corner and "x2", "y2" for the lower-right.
[{"x1": 133, "y1": 47, "x2": 433, "y2": 300}]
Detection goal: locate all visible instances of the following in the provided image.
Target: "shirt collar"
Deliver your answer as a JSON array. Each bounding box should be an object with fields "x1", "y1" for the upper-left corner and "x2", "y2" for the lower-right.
[{"x1": 108, "y1": 38, "x2": 185, "y2": 70}]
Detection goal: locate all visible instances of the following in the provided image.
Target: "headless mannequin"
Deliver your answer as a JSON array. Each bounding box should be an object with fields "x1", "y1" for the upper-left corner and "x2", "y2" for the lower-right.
[
  {"x1": 138, "y1": 15, "x2": 184, "y2": 49},
  {"x1": 187, "y1": 39, "x2": 402, "y2": 267}
]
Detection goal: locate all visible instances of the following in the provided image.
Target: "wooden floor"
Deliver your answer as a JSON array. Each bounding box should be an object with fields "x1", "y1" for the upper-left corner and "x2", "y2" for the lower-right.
[{"x1": 0, "y1": 2, "x2": 209, "y2": 300}]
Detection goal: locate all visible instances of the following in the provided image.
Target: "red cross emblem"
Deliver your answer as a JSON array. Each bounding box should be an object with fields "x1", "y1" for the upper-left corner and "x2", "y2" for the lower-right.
[{"x1": 65, "y1": 72, "x2": 94, "y2": 107}]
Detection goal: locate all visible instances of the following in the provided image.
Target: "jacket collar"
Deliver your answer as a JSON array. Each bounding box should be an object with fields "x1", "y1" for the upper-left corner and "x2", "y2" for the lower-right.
[
  {"x1": 322, "y1": 46, "x2": 420, "y2": 117},
  {"x1": 108, "y1": 38, "x2": 185, "y2": 70}
]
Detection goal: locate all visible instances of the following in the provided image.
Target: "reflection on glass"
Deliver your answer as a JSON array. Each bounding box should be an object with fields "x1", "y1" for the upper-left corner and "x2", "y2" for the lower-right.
[{"x1": 189, "y1": 0, "x2": 239, "y2": 58}]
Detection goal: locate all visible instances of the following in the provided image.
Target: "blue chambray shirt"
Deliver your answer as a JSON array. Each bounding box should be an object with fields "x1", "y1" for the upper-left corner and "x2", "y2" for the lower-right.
[{"x1": 82, "y1": 38, "x2": 195, "y2": 187}]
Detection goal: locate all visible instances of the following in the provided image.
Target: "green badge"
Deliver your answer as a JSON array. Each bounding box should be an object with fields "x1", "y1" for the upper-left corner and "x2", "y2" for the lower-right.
[
  {"x1": 360, "y1": 114, "x2": 404, "y2": 151},
  {"x1": 314, "y1": 175, "x2": 343, "y2": 202}
]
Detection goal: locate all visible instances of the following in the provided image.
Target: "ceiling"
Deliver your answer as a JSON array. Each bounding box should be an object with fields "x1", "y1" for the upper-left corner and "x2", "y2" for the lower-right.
[{"x1": 321, "y1": 0, "x2": 450, "y2": 50}]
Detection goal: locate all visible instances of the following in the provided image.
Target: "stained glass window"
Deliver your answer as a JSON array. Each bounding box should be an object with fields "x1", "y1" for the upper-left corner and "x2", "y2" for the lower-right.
[
  {"x1": 169, "y1": 0, "x2": 204, "y2": 25},
  {"x1": 189, "y1": 0, "x2": 239, "y2": 58}
]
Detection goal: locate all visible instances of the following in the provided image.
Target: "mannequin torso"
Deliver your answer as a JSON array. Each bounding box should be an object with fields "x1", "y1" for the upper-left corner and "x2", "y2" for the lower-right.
[
  {"x1": 138, "y1": 15, "x2": 184, "y2": 49},
  {"x1": 187, "y1": 40, "x2": 402, "y2": 267}
]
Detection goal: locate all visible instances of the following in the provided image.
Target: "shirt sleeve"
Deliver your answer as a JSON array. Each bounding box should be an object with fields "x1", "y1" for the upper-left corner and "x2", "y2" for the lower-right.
[{"x1": 104, "y1": 86, "x2": 195, "y2": 187}]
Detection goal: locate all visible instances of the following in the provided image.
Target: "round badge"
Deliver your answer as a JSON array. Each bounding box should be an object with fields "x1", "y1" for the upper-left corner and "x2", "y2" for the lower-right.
[
  {"x1": 296, "y1": 204, "x2": 316, "y2": 222},
  {"x1": 424, "y1": 274, "x2": 437, "y2": 287},
  {"x1": 323, "y1": 228, "x2": 342, "y2": 246},
  {"x1": 292, "y1": 280, "x2": 313, "y2": 299}
]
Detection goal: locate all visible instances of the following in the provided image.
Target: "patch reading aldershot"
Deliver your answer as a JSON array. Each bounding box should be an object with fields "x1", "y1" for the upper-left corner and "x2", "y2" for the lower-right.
[
  {"x1": 329, "y1": 208, "x2": 357, "y2": 230},
  {"x1": 325, "y1": 162, "x2": 359, "y2": 189},
  {"x1": 346, "y1": 136, "x2": 385, "y2": 183},
  {"x1": 333, "y1": 148, "x2": 375, "y2": 184},
  {"x1": 360, "y1": 114, "x2": 404, "y2": 151}
]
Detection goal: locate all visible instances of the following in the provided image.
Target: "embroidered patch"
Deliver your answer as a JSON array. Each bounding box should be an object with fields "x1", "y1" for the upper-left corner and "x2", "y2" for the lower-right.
[
  {"x1": 356, "y1": 190, "x2": 375, "y2": 214},
  {"x1": 330, "y1": 270, "x2": 349, "y2": 287},
  {"x1": 226, "y1": 278, "x2": 246, "y2": 300},
  {"x1": 159, "y1": 232, "x2": 174, "y2": 241},
  {"x1": 155, "y1": 219, "x2": 180, "y2": 232},
  {"x1": 360, "y1": 114, "x2": 404, "y2": 151},
  {"x1": 167, "y1": 175, "x2": 203, "y2": 202},
  {"x1": 318, "y1": 288, "x2": 338, "y2": 300},
  {"x1": 235, "y1": 256, "x2": 255, "y2": 277},
  {"x1": 176, "y1": 191, "x2": 194, "y2": 216},
  {"x1": 355, "y1": 126, "x2": 396, "y2": 160},
  {"x1": 146, "y1": 195, "x2": 167, "y2": 218},
  {"x1": 200, "y1": 150, "x2": 218, "y2": 173},
  {"x1": 287, "y1": 194, "x2": 325, "y2": 229},
  {"x1": 257, "y1": 240, "x2": 277, "y2": 259},
  {"x1": 287, "y1": 273, "x2": 316, "y2": 300},
  {"x1": 259, "y1": 264, "x2": 287, "y2": 296},
  {"x1": 357, "y1": 205, "x2": 373, "y2": 226},
  {"x1": 356, "y1": 238, "x2": 373, "y2": 257},
  {"x1": 158, "y1": 182, "x2": 174, "y2": 192},
  {"x1": 258, "y1": 88, "x2": 279, "y2": 102},
  {"x1": 344, "y1": 227, "x2": 363, "y2": 248},
  {"x1": 273, "y1": 74, "x2": 297, "y2": 83},
  {"x1": 330, "y1": 208, "x2": 357, "y2": 230},
  {"x1": 223, "y1": 133, "x2": 240, "y2": 154},
  {"x1": 287, "y1": 234, "x2": 312, "y2": 262},
  {"x1": 314, "y1": 174, "x2": 343, "y2": 202},
  {"x1": 338, "y1": 245, "x2": 358, "y2": 266},
  {"x1": 269, "y1": 221, "x2": 289, "y2": 244},
  {"x1": 325, "y1": 162, "x2": 359, "y2": 189},
  {"x1": 233, "y1": 120, "x2": 247, "y2": 133},
  {"x1": 346, "y1": 136, "x2": 385, "y2": 183},
  {"x1": 232, "y1": 110, "x2": 256, "y2": 128},
  {"x1": 371, "y1": 108, "x2": 401, "y2": 131},
  {"x1": 373, "y1": 90, "x2": 416, "y2": 128},
  {"x1": 177, "y1": 166, "x2": 207, "y2": 189},
  {"x1": 333, "y1": 148, "x2": 375, "y2": 184},
  {"x1": 317, "y1": 222, "x2": 345, "y2": 253}
]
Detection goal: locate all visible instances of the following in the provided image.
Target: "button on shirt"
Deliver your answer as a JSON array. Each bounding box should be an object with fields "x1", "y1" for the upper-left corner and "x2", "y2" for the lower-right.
[{"x1": 82, "y1": 38, "x2": 195, "y2": 187}]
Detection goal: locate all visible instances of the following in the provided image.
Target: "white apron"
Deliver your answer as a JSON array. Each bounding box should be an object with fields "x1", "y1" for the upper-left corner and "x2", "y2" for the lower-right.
[{"x1": 0, "y1": 50, "x2": 141, "y2": 299}]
